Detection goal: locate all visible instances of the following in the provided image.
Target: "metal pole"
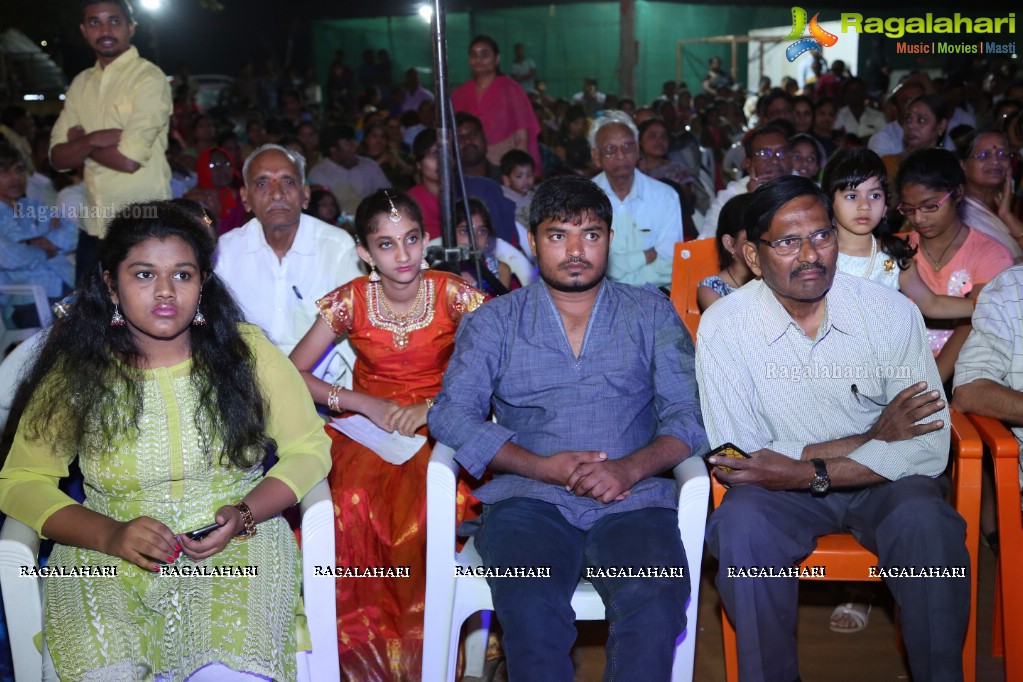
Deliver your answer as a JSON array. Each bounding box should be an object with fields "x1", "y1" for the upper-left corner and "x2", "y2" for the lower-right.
[{"x1": 430, "y1": 0, "x2": 456, "y2": 262}]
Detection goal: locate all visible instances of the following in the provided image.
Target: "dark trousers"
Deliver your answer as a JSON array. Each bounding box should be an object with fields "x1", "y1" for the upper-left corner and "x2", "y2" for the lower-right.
[
  {"x1": 75, "y1": 231, "x2": 101, "y2": 287},
  {"x1": 475, "y1": 497, "x2": 689, "y2": 682},
  {"x1": 707, "y1": 476, "x2": 970, "y2": 682}
]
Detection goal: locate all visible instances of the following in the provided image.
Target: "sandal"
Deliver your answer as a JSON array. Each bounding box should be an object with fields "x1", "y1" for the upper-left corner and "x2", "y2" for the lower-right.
[{"x1": 829, "y1": 601, "x2": 872, "y2": 633}]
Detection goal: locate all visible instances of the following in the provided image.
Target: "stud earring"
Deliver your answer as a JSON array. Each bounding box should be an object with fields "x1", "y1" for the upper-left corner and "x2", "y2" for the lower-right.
[
  {"x1": 369, "y1": 265, "x2": 381, "y2": 282},
  {"x1": 110, "y1": 304, "x2": 125, "y2": 327},
  {"x1": 420, "y1": 258, "x2": 429, "y2": 271},
  {"x1": 192, "y1": 296, "x2": 207, "y2": 326}
]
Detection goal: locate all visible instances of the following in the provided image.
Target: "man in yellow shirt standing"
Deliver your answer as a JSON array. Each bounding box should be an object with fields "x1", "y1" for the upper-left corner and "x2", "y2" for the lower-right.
[{"x1": 50, "y1": 0, "x2": 172, "y2": 283}]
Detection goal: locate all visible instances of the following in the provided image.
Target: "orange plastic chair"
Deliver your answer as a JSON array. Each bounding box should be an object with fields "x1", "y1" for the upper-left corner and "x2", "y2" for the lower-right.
[
  {"x1": 710, "y1": 409, "x2": 981, "y2": 682},
  {"x1": 669, "y1": 239, "x2": 720, "y2": 340},
  {"x1": 962, "y1": 413, "x2": 1022, "y2": 682}
]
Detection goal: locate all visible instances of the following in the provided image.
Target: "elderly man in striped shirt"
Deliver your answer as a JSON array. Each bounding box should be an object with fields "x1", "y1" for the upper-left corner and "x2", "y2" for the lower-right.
[{"x1": 696, "y1": 175, "x2": 970, "y2": 682}]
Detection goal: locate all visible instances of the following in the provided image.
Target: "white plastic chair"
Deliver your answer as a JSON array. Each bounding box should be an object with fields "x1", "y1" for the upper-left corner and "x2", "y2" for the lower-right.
[
  {"x1": 422, "y1": 443, "x2": 710, "y2": 681},
  {"x1": 0, "y1": 329, "x2": 46, "y2": 429},
  {"x1": 0, "y1": 478, "x2": 339, "y2": 682},
  {"x1": 0, "y1": 284, "x2": 51, "y2": 356}
]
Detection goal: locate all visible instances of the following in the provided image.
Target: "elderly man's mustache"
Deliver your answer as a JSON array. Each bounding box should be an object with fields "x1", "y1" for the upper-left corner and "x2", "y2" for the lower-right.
[{"x1": 790, "y1": 263, "x2": 826, "y2": 280}]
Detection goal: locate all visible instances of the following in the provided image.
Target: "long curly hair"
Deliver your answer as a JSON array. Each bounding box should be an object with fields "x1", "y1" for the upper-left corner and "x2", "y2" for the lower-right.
[{"x1": 4, "y1": 201, "x2": 273, "y2": 469}]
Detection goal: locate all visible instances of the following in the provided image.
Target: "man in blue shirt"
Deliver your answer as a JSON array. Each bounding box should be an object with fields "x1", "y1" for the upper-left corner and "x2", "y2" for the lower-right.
[
  {"x1": 0, "y1": 141, "x2": 77, "y2": 326},
  {"x1": 429, "y1": 175, "x2": 708, "y2": 679}
]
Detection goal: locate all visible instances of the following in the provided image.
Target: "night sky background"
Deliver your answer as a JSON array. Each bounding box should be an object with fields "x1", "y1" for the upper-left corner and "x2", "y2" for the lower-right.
[{"x1": 3, "y1": 0, "x2": 996, "y2": 84}]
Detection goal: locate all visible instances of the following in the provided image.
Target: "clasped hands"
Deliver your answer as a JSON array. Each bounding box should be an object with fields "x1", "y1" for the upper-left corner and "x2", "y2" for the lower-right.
[
  {"x1": 363, "y1": 395, "x2": 428, "y2": 437},
  {"x1": 543, "y1": 450, "x2": 637, "y2": 504},
  {"x1": 103, "y1": 504, "x2": 246, "y2": 572}
]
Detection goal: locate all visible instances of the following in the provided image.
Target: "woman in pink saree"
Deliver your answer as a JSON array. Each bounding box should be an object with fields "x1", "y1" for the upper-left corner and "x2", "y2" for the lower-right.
[{"x1": 452, "y1": 35, "x2": 542, "y2": 175}]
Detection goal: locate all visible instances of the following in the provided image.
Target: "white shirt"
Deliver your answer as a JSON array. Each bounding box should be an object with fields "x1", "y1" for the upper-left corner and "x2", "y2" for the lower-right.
[
  {"x1": 697, "y1": 272, "x2": 950, "y2": 481},
  {"x1": 592, "y1": 169, "x2": 683, "y2": 262},
  {"x1": 402, "y1": 85, "x2": 434, "y2": 113},
  {"x1": 215, "y1": 213, "x2": 363, "y2": 384},
  {"x1": 834, "y1": 106, "x2": 887, "y2": 139},
  {"x1": 699, "y1": 176, "x2": 747, "y2": 239},
  {"x1": 867, "y1": 108, "x2": 970, "y2": 156},
  {"x1": 307, "y1": 156, "x2": 391, "y2": 214},
  {"x1": 509, "y1": 58, "x2": 537, "y2": 93}
]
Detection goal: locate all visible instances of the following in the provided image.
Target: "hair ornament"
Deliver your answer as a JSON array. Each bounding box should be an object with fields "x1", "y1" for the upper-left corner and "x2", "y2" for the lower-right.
[{"x1": 385, "y1": 190, "x2": 401, "y2": 224}]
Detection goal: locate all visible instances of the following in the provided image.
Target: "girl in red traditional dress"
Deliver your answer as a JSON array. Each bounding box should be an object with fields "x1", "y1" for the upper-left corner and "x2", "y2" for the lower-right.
[{"x1": 290, "y1": 189, "x2": 485, "y2": 680}]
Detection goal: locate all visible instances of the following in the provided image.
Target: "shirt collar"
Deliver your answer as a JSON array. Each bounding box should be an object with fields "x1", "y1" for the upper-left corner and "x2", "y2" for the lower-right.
[
  {"x1": 756, "y1": 271, "x2": 855, "y2": 345},
  {"x1": 97, "y1": 45, "x2": 139, "y2": 73},
  {"x1": 245, "y1": 214, "x2": 315, "y2": 255},
  {"x1": 594, "y1": 171, "x2": 641, "y2": 204}
]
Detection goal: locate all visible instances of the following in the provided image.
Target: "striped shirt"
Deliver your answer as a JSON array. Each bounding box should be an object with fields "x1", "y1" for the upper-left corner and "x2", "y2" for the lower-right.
[
  {"x1": 953, "y1": 264, "x2": 1023, "y2": 487},
  {"x1": 696, "y1": 272, "x2": 949, "y2": 481}
]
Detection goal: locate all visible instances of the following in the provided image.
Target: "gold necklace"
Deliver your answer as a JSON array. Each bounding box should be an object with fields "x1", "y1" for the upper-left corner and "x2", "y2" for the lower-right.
[
  {"x1": 366, "y1": 276, "x2": 435, "y2": 350},
  {"x1": 921, "y1": 222, "x2": 964, "y2": 271}
]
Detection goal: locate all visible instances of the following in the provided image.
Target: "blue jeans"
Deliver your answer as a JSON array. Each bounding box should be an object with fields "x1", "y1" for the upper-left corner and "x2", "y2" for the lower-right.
[{"x1": 475, "y1": 497, "x2": 689, "y2": 682}]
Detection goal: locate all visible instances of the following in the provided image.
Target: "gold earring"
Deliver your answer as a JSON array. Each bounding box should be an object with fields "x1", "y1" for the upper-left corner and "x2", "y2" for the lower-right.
[{"x1": 369, "y1": 265, "x2": 381, "y2": 282}]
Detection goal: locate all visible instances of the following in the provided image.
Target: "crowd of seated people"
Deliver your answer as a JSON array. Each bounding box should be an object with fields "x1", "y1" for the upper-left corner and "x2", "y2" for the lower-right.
[{"x1": 5, "y1": 22, "x2": 1023, "y2": 682}]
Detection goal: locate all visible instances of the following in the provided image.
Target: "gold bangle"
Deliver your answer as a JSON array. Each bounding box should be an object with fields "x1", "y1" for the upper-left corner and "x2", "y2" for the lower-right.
[
  {"x1": 327, "y1": 384, "x2": 344, "y2": 413},
  {"x1": 425, "y1": 397, "x2": 435, "y2": 410},
  {"x1": 233, "y1": 501, "x2": 257, "y2": 539}
]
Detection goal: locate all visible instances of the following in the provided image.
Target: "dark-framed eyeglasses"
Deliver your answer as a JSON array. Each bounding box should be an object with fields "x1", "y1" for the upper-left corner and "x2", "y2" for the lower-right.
[
  {"x1": 756, "y1": 227, "x2": 837, "y2": 256},
  {"x1": 896, "y1": 190, "x2": 954, "y2": 216},
  {"x1": 209, "y1": 160, "x2": 232, "y2": 169}
]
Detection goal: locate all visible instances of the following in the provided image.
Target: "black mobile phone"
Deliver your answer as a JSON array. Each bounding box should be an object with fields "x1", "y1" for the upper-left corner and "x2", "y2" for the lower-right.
[
  {"x1": 185, "y1": 522, "x2": 222, "y2": 541},
  {"x1": 710, "y1": 442, "x2": 750, "y2": 472}
]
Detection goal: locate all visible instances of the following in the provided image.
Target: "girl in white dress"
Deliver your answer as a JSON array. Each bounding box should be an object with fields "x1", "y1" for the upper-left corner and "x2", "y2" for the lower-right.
[{"x1": 824, "y1": 148, "x2": 974, "y2": 321}]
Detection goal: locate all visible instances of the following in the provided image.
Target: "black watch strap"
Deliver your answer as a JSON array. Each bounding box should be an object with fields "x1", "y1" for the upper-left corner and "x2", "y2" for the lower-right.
[{"x1": 809, "y1": 458, "x2": 831, "y2": 495}]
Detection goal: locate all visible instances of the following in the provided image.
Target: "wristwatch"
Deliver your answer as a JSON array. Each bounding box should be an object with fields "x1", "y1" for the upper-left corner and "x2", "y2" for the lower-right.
[{"x1": 809, "y1": 458, "x2": 831, "y2": 496}]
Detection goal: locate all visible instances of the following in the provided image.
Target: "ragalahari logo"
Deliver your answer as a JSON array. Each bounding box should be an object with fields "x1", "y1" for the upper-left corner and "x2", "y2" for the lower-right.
[{"x1": 785, "y1": 7, "x2": 839, "y2": 62}]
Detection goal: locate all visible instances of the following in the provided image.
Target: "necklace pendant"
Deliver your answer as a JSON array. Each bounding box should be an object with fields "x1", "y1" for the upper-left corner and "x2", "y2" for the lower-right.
[{"x1": 884, "y1": 258, "x2": 895, "y2": 273}]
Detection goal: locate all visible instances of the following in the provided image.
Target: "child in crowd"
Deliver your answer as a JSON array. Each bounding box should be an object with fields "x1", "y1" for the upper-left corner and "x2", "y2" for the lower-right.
[
  {"x1": 824, "y1": 148, "x2": 977, "y2": 326},
  {"x1": 895, "y1": 149, "x2": 1012, "y2": 380},
  {"x1": 789, "y1": 133, "x2": 824, "y2": 182},
  {"x1": 822, "y1": 148, "x2": 981, "y2": 634},
  {"x1": 500, "y1": 148, "x2": 536, "y2": 227},
  {"x1": 697, "y1": 193, "x2": 755, "y2": 312},
  {"x1": 289, "y1": 189, "x2": 485, "y2": 679},
  {"x1": 454, "y1": 198, "x2": 512, "y2": 294}
]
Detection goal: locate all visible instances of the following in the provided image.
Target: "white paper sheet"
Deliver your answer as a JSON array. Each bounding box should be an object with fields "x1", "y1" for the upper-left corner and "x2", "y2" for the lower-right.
[{"x1": 328, "y1": 414, "x2": 425, "y2": 465}]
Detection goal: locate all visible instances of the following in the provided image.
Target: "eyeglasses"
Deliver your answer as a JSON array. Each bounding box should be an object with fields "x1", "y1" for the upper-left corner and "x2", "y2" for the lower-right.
[
  {"x1": 896, "y1": 190, "x2": 954, "y2": 216},
  {"x1": 969, "y1": 148, "x2": 1014, "y2": 162},
  {"x1": 752, "y1": 147, "x2": 788, "y2": 160},
  {"x1": 209, "y1": 160, "x2": 232, "y2": 169},
  {"x1": 600, "y1": 142, "x2": 638, "y2": 159},
  {"x1": 757, "y1": 227, "x2": 837, "y2": 256}
]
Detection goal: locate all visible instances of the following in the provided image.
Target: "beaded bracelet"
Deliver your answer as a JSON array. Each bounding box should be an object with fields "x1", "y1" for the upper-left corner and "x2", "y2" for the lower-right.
[{"x1": 328, "y1": 384, "x2": 344, "y2": 413}]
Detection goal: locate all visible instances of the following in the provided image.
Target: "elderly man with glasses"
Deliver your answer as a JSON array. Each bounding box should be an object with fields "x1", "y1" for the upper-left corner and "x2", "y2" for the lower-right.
[
  {"x1": 695, "y1": 175, "x2": 970, "y2": 682},
  {"x1": 590, "y1": 110, "x2": 684, "y2": 289}
]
